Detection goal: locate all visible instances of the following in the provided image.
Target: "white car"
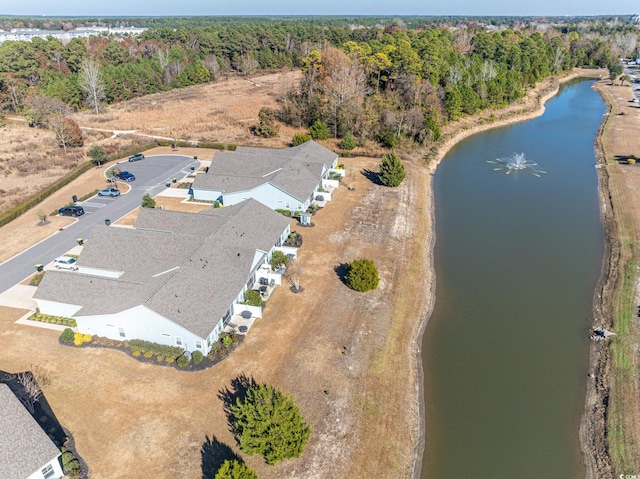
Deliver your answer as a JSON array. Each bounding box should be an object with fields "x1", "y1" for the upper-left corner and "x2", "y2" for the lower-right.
[{"x1": 53, "y1": 256, "x2": 78, "y2": 270}]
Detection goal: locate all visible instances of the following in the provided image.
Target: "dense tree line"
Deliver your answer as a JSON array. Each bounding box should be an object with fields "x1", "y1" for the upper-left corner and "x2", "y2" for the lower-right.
[
  {"x1": 0, "y1": 17, "x2": 632, "y2": 149},
  {"x1": 277, "y1": 25, "x2": 624, "y2": 149}
]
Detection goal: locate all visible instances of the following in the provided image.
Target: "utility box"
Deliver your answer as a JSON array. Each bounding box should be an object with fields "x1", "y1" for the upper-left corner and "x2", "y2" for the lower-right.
[{"x1": 300, "y1": 212, "x2": 312, "y2": 226}]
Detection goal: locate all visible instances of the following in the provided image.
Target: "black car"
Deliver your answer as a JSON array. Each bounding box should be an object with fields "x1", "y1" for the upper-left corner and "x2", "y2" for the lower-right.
[
  {"x1": 58, "y1": 205, "x2": 85, "y2": 217},
  {"x1": 128, "y1": 153, "x2": 145, "y2": 162}
]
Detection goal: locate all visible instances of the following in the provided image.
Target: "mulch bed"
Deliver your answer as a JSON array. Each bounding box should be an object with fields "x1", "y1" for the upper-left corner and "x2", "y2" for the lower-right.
[{"x1": 58, "y1": 335, "x2": 244, "y2": 372}]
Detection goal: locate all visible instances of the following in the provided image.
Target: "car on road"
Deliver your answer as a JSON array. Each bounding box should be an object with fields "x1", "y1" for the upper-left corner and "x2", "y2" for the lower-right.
[
  {"x1": 116, "y1": 171, "x2": 136, "y2": 181},
  {"x1": 128, "y1": 153, "x2": 145, "y2": 162},
  {"x1": 58, "y1": 205, "x2": 85, "y2": 217},
  {"x1": 98, "y1": 187, "x2": 121, "y2": 197},
  {"x1": 53, "y1": 256, "x2": 78, "y2": 270}
]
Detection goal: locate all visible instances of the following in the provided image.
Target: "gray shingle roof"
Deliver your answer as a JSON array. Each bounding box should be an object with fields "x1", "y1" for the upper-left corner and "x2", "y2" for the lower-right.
[
  {"x1": 192, "y1": 140, "x2": 337, "y2": 202},
  {"x1": 0, "y1": 383, "x2": 61, "y2": 479},
  {"x1": 34, "y1": 199, "x2": 291, "y2": 338}
]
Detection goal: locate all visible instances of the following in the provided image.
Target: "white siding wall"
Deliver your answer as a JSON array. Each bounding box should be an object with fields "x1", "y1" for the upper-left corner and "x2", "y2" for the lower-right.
[
  {"x1": 37, "y1": 299, "x2": 82, "y2": 318},
  {"x1": 75, "y1": 305, "x2": 214, "y2": 354},
  {"x1": 192, "y1": 188, "x2": 222, "y2": 202},
  {"x1": 222, "y1": 183, "x2": 302, "y2": 210},
  {"x1": 26, "y1": 455, "x2": 64, "y2": 479}
]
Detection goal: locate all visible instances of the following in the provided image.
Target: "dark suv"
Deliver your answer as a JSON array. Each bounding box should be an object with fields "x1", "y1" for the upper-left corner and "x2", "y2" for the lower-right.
[
  {"x1": 128, "y1": 153, "x2": 145, "y2": 162},
  {"x1": 116, "y1": 171, "x2": 136, "y2": 181},
  {"x1": 58, "y1": 205, "x2": 85, "y2": 217}
]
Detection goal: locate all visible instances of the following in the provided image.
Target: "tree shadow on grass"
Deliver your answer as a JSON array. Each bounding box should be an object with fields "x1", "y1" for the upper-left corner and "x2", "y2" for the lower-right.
[
  {"x1": 0, "y1": 369, "x2": 66, "y2": 447},
  {"x1": 201, "y1": 435, "x2": 241, "y2": 479},
  {"x1": 334, "y1": 263, "x2": 349, "y2": 286},
  {"x1": 217, "y1": 374, "x2": 257, "y2": 438},
  {"x1": 361, "y1": 168, "x2": 381, "y2": 185}
]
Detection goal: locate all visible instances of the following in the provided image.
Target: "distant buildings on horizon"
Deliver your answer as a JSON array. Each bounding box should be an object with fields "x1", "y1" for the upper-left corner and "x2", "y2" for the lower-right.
[{"x1": 0, "y1": 26, "x2": 147, "y2": 44}]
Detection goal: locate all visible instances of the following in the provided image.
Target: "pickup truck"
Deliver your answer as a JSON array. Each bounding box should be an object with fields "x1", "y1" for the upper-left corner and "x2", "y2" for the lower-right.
[{"x1": 115, "y1": 170, "x2": 136, "y2": 181}]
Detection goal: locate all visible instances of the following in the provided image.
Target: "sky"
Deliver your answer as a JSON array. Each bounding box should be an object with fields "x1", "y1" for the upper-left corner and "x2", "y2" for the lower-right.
[{"x1": 1, "y1": 0, "x2": 639, "y2": 17}]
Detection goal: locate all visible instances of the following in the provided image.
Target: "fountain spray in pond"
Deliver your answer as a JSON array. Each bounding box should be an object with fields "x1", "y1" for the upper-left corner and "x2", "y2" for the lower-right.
[{"x1": 487, "y1": 152, "x2": 546, "y2": 177}]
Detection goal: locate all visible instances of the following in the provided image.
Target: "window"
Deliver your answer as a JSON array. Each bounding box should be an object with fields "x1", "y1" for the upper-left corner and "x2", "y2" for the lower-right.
[
  {"x1": 42, "y1": 464, "x2": 55, "y2": 479},
  {"x1": 118, "y1": 327, "x2": 125, "y2": 338},
  {"x1": 161, "y1": 333, "x2": 171, "y2": 337},
  {"x1": 195, "y1": 340, "x2": 203, "y2": 349},
  {"x1": 175, "y1": 337, "x2": 183, "y2": 347},
  {"x1": 285, "y1": 202, "x2": 290, "y2": 209}
]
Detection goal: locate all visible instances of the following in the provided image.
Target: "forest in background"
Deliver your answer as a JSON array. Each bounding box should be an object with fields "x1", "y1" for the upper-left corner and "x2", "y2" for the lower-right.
[{"x1": 0, "y1": 15, "x2": 637, "y2": 150}]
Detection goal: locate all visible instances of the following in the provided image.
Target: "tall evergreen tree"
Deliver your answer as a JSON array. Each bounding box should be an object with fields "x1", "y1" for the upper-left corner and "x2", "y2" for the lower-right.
[
  {"x1": 229, "y1": 383, "x2": 311, "y2": 465},
  {"x1": 378, "y1": 151, "x2": 406, "y2": 187}
]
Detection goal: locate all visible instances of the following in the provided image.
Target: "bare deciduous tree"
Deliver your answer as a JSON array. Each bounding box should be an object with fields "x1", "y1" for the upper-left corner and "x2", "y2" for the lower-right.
[
  {"x1": 203, "y1": 54, "x2": 221, "y2": 81},
  {"x1": 156, "y1": 48, "x2": 169, "y2": 71},
  {"x1": 236, "y1": 52, "x2": 260, "y2": 76},
  {"x1": 79, "y1": 58, "x2": 105, "y2": 114},
  {"x1": 25, "y1": 93, "x2": 68, "y2": 128},
  {"x1": 283, "y1": 261, "x2": 303, "y2": 293},
  {"x1": 14, "y1": 366, "x2": 51, "y2": 414},
  {"x1": 49, "y1": 114, "x2": 84, "y2": 151}
]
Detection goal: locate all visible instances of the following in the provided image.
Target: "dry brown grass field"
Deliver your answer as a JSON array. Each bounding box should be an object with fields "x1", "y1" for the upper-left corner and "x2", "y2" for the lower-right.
[{"x1": 72, "y1": 71, "x2": 303, "y2": 146}]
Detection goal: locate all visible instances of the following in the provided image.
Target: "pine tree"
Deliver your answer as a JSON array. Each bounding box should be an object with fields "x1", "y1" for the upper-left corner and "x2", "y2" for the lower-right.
[
  {"x1": 214, "y1": 460, "x2": 257, "y2": 479},
  {"x1": 254, "y1": 107, "x2": 279, "y2": 138},
  {"x1": 378, "y1": 152, "x2": 406, "y2": 187},
  {"x1": 340, "y1": 131, "x2": 356, "y2": 150},
  {"x1": 309, "y1": 120, "x2": 330, "y2": 140},
  {"x1": 229, "y1": 383, "x2": 311, "y2": 465},
  {"x1": 141, "y1": 193, "x2": 156, "y2": 208}
]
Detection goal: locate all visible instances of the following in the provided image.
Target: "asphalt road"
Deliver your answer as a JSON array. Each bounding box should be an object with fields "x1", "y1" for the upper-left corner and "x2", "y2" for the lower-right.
[{"x1": 0, "y1": 154, "x2": 199, "y2": 294}]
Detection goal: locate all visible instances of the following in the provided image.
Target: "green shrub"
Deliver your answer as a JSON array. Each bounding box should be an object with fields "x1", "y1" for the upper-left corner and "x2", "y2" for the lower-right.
[
  {"x1": 61, "y1": 328, "x2": 74, "y2": 342},
  {"x1": 292, "y1": 132, "x2": 312, "y2": 146},
  {"x1": 269, "y1": 250, "x2": 289, "y2": 270},
  {"x1": 192, "y1": 350, "x2": 204, "y2": 364},
  {"x1": 61, "y1": 451, "x2": 74, "y2": 466},
  {"x1": 345, "y1": 258, "x2": 380, "y2": 292},
  {"x1": 243, "y1": 289, "x2": 263, "y2": 307},
  {"x1": 310, "y1": 120, "x2": 330, "y2": 140},
  {"x1": 177, "y1": 355, "x2": 190, "y2": 368},
  {"x1": 79, "y1": 189, "x2": 100, "y2": 202},
  {"x1": 340, "y1": 131, "x2": 356, "y2": 150},
  {"x1": 275, "y1": 208, "x2": 291, "y2": 216},
  {"x1": 214, "y1": 459, "x2": 257, "y2": 479},
  {"x1": 127, "y1": 339, "x2": 184, "y2": 358},
  {"x1": 141, "y1": 193, "x2": 156, "y2": 208}
]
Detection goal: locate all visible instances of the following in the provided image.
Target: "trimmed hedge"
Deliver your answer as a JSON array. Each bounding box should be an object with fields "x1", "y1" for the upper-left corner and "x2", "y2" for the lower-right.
[
  {"x1": 0, "y1": 160, "x2": 93, "y2": 228},
  {"x1": 128, "y1": 339, "x2": 184, "y2": 358},
  {"x1": 30, "y1": 312, "x2": 77, "y2": 327}
]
